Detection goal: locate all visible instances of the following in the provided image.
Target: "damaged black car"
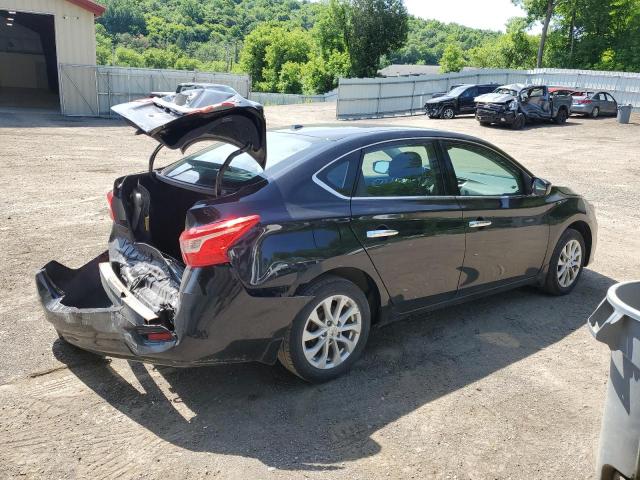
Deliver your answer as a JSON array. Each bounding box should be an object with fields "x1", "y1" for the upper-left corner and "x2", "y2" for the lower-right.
[{"x1": 36, "y1": 87, "x2": 598, "y2": 382}]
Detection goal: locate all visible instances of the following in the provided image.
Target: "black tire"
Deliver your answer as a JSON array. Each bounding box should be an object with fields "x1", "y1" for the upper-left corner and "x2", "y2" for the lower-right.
[
  {"x1": 441, "y1": 106, "x2": 455, "y2": 119},
  {"x1": 511, "y1": 113, "x2": 525, "y2": 130},
  {"x1": 278, "y1": 276, "x2": 371, "y2": 383},
  {"x1": 478, "y1": 121, "x2": 490, "y2": 126},
  {"x1": 590, "y1": 106, "x2": 600, "y2": 119},
  {"x1": 427, "y1": 114, "x2": 438, "y2": 119},
  {"x1": 541, "y1": 228, "x2": 586, "y2": 296},
  {"x1": 554, "y1": 108, "x2": 568, "y2": 124}
]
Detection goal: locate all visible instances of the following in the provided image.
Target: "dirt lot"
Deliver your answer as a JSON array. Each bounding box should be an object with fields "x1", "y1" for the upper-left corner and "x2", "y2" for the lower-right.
[{"x1": 1, "y1": 103, "x2": 639, "y2": 479}]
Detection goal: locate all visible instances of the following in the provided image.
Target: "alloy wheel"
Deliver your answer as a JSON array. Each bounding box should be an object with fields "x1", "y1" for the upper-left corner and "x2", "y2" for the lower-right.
[
  {"x1": 442, "y1": 108, "x2": 455, "y2": 119},
  {"x1": 557, "y1": 239, "x2": 582, "y2": 288},
  {"x1": 302, "y1": 295, "x2": 362, "y2": 370}
]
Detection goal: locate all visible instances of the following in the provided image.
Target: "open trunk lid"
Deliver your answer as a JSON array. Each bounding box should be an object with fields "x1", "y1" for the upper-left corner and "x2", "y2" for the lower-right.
[{"x1": 111, "y1": 88, "x2": 267, "y2": 168}]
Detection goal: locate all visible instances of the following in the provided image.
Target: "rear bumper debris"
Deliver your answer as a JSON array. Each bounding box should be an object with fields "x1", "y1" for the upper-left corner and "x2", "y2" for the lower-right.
[{"x1": 36, "y1": 250, "x2": 312, "y2": 366}]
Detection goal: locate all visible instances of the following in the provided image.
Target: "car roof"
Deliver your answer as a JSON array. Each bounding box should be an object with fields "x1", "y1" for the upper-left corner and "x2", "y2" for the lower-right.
[{"x1": 272, "y1": 125, "x2": 489, "y2": 144}]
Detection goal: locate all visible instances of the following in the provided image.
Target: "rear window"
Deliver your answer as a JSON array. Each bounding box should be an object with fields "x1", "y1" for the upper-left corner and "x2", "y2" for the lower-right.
[{"x1": 161, "y1": 132, "x2": 316, "y2": 189}]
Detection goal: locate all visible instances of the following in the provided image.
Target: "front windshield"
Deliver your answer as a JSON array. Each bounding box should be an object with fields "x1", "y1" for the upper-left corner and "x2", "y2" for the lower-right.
[
  {"x1": 448, "y1": 85, "x2": 469, "y2": 97},
  {"x1": 161, "y1": 132, "x2": 316, "y2": 189},
  {"x1": 493, "y1": 87, "x2": 518, "y2": 96}
]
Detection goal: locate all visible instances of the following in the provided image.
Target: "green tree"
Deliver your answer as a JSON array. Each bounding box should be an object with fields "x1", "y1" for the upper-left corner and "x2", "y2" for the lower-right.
[
  {"x1": 333, "y1": 0, "x2": 409, "y2": 77},
  {"x1": 278, "y1": 61, "x2": 304, "y2": 93},
  {"x1": 238, "y1": 23, "x2": 275, "y2": 86},
  {"x1": 467, "y1": 18, "x2": 538, "y2": 69},
  {"x1": 262, "y1": 28, "x2": 313, "y2": 90},
  {"x1": 114, "y1": 46, "x2": 144, "y2": 67},
  {"x1": 95, "y1": 24, "x2": 113, "y2": 65},
  {"x1": 142, "y1": 48, "x2": 177, "y2": 69},
  {"x1": 99, "y1": 0, "x2": 146, "y2": 36},
  {"x1": 439, "y1": 44, "x2": 465, "y2": 72}
]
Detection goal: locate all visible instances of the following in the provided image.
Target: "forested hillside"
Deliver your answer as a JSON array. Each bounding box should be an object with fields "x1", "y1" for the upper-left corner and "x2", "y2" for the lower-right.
[
  {"x1": 95, "y1": 0, "x2": 640, "y2": 94},
  {"x1": 95, "y1": 0, "x2": 496, "y2": 93}
]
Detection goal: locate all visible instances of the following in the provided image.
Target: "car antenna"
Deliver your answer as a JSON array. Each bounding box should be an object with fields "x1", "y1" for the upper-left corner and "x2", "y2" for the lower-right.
[
  {"x1": 213, "y1": 143, "x2": 252, "y2": 198},
  {"x1": 148, "y1": 143, "x2": 164, "y2": 173}
]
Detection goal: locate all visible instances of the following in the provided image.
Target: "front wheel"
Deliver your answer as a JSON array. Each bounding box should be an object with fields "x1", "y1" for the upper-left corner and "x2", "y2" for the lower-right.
[
  {"x1": 278, "y1": 276, "x2": 371, "y2": 382},
  {"x1": 591, "y1": 107, "x2": 600, "y2": 119},
  {"x1": 511, "y1": 113, "x2": 525, "y2": 130},
  {"x1": 541, "y1": 229, "x2": 585, "y2": 295},
  {"x1": 441, "y1": 107, "x2": 455, "y2": 119}
]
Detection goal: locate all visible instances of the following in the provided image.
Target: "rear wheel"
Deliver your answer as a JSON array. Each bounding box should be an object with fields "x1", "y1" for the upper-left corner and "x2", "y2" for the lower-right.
[
  {"x1": 554, "y1": 108, "x2": 568, "y2": 124},
  {"x1": 478, "y1": 121, "x2": 490, "y2": 126},
  {"x1": 541, "y1": 228, "x2": 585, "y2": 295},
  {"x1": 278, "y1": 276, "x2": 371, "y2": 383},
  {"x1": 441, "y1": 107, "x2": 455, "y2": 119},
  {"x1": 591, "y1": 106, "x2": 600, "y2": 118}
]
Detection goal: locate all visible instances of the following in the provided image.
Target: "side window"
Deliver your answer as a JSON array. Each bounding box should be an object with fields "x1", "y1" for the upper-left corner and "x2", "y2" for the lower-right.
[
  {"x1": 594, "y1": 93, "x2": 603, "y2": 100},
  {"x1": 445, "y1": 142, "x2": 523, "y2": 196},
  {"x1": 530, "y1": 87, "x2": 544, "y2": 97},
  {"x1": 606, "y1": 93, "x2": 616, "y2": 102},
  {"x1": 461, "y1": 87, "x2": 476, "y2": 98},
  {"x1": 355, "y1": 142, "x2": 442, "y2": 197},
  {"x1": 317, "y1": 150, "x2": 359, "y2": 197}
]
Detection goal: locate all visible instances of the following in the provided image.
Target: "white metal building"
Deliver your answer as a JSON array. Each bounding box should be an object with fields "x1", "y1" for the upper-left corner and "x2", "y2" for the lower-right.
[{"x1": 0, "y1": 0, "x2": 104, "y2": 112}]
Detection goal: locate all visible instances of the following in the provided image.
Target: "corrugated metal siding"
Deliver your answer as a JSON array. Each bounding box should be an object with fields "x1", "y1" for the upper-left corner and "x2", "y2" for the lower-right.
[
  {"x1": 337, "y1": 68, "x2": 640, "y2": 119},
  {"x1": 59, "y1": 64, "x2": 252, "y2": 116},
  {"x1": 0, "y1": 0, "x2": 98, "y2": 114}
]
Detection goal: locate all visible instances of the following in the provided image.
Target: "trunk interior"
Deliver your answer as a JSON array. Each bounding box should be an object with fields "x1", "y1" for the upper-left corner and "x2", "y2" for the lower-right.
[
  {"x1": 120, "y1": 173, "x2": 212, "y2": 260},
  {"x1": 110, "y1": 173, "x2": 213, "y2": 326}
]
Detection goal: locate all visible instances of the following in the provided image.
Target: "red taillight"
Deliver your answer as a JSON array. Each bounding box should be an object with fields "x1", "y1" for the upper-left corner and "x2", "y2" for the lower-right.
[
  {"x1": 106, "y1": 190, "x2": 115, "y2": 221},
  {"x1": 179, "y1": 215, "x2": 260, "y2": 267},
  {"x1": 577, "y1": 99, "x2": 592, "y2": 104},
  {"x1": 146, "y1": 332, "x2": 173, "y2": 342}
]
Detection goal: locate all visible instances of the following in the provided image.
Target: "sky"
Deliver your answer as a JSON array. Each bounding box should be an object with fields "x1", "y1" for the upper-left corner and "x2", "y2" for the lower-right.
[{"x1": 403, "y1": 0, "x2": 528, "y2": 32}]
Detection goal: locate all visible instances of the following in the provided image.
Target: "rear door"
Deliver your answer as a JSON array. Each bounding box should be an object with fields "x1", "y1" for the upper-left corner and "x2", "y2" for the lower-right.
[
  {"x1": 439, "y1": 140, "x2": 551, "y2": 294},
  {"x1": 349, "y1": 139, "x2": 465, "y2": 313}
]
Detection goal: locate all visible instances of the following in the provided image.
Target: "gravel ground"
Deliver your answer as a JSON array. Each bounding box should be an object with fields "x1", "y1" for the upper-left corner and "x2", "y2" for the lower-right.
[{"x1": 1, "y1": 103, "x2": 638, "y2": 479}]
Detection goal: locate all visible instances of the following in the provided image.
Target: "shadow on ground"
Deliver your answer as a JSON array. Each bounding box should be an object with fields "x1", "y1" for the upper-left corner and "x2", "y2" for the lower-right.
[
  {"x1": 0, "y1": 109, "x2": 121, "y2": 128},
  {"x1": 54, "y1": 268, "x2": 614, "y2": 471}
]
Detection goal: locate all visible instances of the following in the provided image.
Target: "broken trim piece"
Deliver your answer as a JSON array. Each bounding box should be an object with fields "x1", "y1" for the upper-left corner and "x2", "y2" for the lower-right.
[{"x1": 98, "y1": 262, "x2": 158, "y2": 322}]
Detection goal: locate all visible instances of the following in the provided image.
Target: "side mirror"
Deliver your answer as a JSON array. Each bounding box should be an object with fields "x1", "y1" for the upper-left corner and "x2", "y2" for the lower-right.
[
  {"x1": 532, "y1": 177, "x2": 552, "y2": 196},
  {"x1": 372, "y1": 160, "x2": 390, "y2": 175}
]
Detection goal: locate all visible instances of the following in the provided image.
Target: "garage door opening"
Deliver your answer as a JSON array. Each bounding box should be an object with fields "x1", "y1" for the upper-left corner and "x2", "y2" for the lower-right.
[{"x1": 0, "y1": 10, "x2": 59, "y2": 110}]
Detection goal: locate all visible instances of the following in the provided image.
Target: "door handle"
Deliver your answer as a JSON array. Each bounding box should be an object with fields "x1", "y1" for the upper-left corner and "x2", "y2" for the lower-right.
[
  {"x1": 367, "y1": 229, "x2": 399, "y2": 239},
  {"x1": 469, "y1": 220, "x2": 492, "y2": 228}
]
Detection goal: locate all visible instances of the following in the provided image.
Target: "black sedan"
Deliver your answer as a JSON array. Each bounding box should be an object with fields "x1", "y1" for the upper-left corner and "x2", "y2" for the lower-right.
[{"x1": 36, "y1": 89, "x2": 597, "y2": 382}]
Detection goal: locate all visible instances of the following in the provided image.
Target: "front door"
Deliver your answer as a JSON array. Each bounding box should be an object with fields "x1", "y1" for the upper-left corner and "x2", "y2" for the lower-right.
[
  {"x1": 440, "y1": 140, "x2": 551, "y2": 295},
  {"x1": 521, "y1": 86, "x2": 551, "y2": 119},
  {"x1": 350, "y1": 140, "x2": 465, "y2": 313},
  {"x1": 458, "y1": 87, "x2": 478, "y2": 113}
]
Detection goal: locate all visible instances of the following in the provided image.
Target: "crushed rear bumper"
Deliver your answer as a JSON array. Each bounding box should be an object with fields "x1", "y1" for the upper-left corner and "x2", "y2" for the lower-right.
[{"x1": 36, "y1": 251, "x2": 311, "y2": 366}]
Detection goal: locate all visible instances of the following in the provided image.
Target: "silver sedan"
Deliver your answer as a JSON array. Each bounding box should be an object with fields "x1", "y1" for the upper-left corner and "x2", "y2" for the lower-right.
[{"x1": 570, "y1": 91, "x2": 618, "y2": 118}]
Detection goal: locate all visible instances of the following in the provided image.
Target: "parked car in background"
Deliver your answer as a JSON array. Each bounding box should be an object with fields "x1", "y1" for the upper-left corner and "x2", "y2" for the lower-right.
[
  {"x1": 425, "y1": 83, "x2": 500, "y2": 119},
  {"x1": 36, "y1": 90, "x2": 597, "y2": 383},
  {"x1": 570, "y1": 91, "x2": 618, "y2": 118},
  {"x1": 475, "y1": 84, "x2": 572, "y2": 129}
]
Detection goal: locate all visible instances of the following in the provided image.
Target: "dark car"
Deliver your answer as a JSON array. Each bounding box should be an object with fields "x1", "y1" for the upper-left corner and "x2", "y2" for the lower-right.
[
  {"x1": 36, "y1": 90, "x2": 598, "y2": 383},
  {"x1": 425, "y1": 83, "x2": 500, "y2": 119}
]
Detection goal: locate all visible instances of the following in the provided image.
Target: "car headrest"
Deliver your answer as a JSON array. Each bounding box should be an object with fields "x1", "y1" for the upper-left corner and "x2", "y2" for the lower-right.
[{"x1": 389, "y1": 151, "x2": 423, "y2": 178}]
